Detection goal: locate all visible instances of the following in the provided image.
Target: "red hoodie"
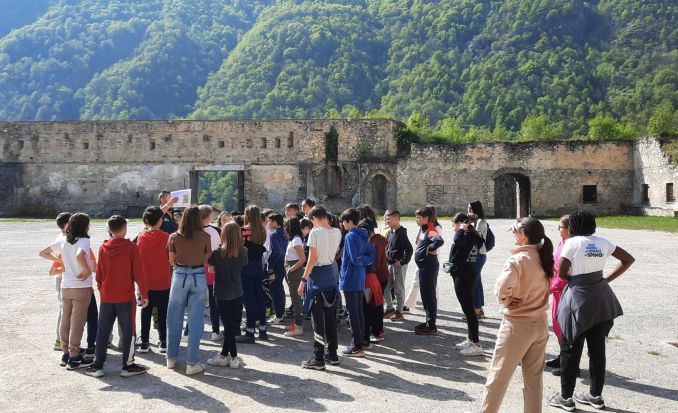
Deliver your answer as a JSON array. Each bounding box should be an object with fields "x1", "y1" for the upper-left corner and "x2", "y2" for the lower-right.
[
  {"x1": 136, "y1": 229, "x2": 171, "y2": 291},
  {"x1": 370, "y1": 233, "x2": 389, "y2": 283},
  {"x1": 96, "y1": 238, "x2": 148, "y2": 303}
]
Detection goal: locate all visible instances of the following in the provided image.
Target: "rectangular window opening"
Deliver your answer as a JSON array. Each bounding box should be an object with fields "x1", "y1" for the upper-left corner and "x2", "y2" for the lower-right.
[
  {"x1": 642, "y1": 184, "x2": 650, "y2": 204},
  {"x1": 83, "y1": 142, "x2": 89, "y2": 150},
  {"x1": 150, "y1": 141, "x2": 156, "y2": 150},
  {"x1": 583, "y1": 185, "x2": 597, "y2": 203},
  {"x1": 288, "y1": 132, "x2": 294, "y2": 148},
  {"x1": 261, "y1": 138, "x2": 267, "y2": 149},
  {"x1": 667, "y1": 183, "x2": 675, "y2": 203}
]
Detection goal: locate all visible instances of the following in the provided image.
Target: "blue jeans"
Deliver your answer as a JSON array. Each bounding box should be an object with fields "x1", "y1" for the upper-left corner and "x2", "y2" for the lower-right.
[
  {"x1": 473, "y1": 254, "x2": 487, "y2": 308},
  {"x1": 344, "y1": 290, "x2": 364, "y2": 349},
  {"x1": 166, "y1": 267, "x2": 206, "y2": 364},
  {"x1": 270, "y1": 266, "x2": 286, "y2": 318}
]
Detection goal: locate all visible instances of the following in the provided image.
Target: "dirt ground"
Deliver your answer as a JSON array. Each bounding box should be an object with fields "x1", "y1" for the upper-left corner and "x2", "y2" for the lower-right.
[{"x1": 0, "y1": 218, "x2": 676, "y2": 412}]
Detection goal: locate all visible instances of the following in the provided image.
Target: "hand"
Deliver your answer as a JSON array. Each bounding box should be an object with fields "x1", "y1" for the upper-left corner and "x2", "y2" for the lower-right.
[
  {"x1": 169, "y1": 196, "x2": 178, "y2": 206},
  {"x1": 297, "y1": 281, "x2": 306, "y2": 298},
  {"x1": 141, "y1": 298, "x2": 149, "y2": 308},
  {"x1": 77, "y1": 268, "x2": 92, "y2": 280},
  {"x1": 506, "y1": 298, "x2": 523, "y2": 309},
  {"x1": 394, "y1": 260, "x2": 401, "y2": 267}
]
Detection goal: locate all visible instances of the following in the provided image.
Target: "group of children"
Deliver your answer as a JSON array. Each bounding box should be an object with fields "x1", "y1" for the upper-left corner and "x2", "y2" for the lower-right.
[{"x1": 38, "y1": 196, "x2": 633, "y2": 412}]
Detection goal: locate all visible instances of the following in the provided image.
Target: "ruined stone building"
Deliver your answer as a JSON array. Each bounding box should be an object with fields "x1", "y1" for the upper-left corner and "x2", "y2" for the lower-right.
[{"x1": 0, "y1": 120, "x2": 676, "y2": 218}]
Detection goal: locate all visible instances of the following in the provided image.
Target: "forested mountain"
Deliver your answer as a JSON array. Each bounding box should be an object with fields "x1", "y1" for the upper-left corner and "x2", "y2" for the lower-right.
[{"x1": 0, "y1": 0, "x2": 676, "y2": 141}]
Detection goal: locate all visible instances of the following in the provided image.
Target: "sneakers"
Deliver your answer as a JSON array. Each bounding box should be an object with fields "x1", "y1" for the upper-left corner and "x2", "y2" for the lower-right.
[
  {"x1": 186, "y1": 363, "x2": 205, "y2": 375},
  {"x1": 60, "y1": 353, "x2": 69, "y2": 367},
  {"x1": 547, "y1": 394, "x2": 576, "y2": 412},
  {"x1": 383, "y1": 308, "x2": 396, "y2": 319},
  {"x1": 414, "y1": 322, "x2": 427, "y2": 330},
  {"x1": 324, "y1": 353, "x2": 339, "y2": 365},
  {"x1": 67, "y1": 355, "x2": 94, "y2": 370},
  {"x1": 402, "y1": 306, "x2": 410, "y2": 313},
  {"x1": 455, "y1": 339, "x2": 471, "y2": 349},
  {"x1": 85, "y1": 347, "x2": 95, "y2": 357},
  {"x1": 166, "y1": 358, "x2": 176, "y2": 369},
  {"x1": 546, "y1": 357, "x2": 560, "y2": 368},
  {"x1": 574, "y1": 392, "x2": 605, "y2": 409},
  {"x1": 460, "y1": 343, "x2": 484, "y2": 357},
  {"x1": 258, "y1": 329, "x2": 268, "y2": 341},
  {"x1": 207, "y1": 353, "x2": 230, "y2": 367},
  {"x1": 552, "y1": 367, "x2": 580, "y2": 377},
  {"x1": 158, "y1": 341, "x2": 167, "y2": 353},
  {"x1": 364, "y1": 342, "x2": 373, "y2": 350},
  {"x1": 211, "y1": 332, "x2": 224, "y2": 341},
  {"x1": 284, "y1": 324, "x2": 304, "y2": 337},
  {"x1": 391, "y1": 311, "x2": 405, "y2": 321},
  {"x1": 121, "y1": 363, "x2": 147, "y2": 377},
  {"x1": 341, "y1": 346, "x2": 365, "y2": 357},
  {"x1": 415, "y1": 324, "x2": 437, "y2": 336},
  {"x1": 85, "y1": 366, "x2": 104, "y2": 377},
  {"x1": 268, "y1": 316, "x2": 285, "y2": 325},
  {"x1": 236, "y1": 333, "x2": 255, "y2": 343},
  {"x1": 181, "y1": 334, "x2": 189, "y2": 343},
  {"x1": 54, "y1": 339, "x2": 62, "y2": 351},
  {"x1": 301, "y1": 356, "x2": 326, "y2": 370},
  {"x1": 229, "y1": 356, "x2": 243, "y2": 369},
  {"x1": 138, "y1": 342, "x2": 150, "y2": 353},
  {"x1": 370, "y1": 331, "x2": 384, "y2": 342}
]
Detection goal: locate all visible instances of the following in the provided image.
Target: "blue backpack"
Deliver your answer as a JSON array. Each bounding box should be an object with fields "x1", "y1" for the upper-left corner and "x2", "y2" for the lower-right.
[{"x1": 484, "y1": 225, "x2": 495, "y2": 252}]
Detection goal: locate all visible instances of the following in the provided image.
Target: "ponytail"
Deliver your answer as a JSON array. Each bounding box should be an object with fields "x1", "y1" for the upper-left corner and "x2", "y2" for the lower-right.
[
  {"x1": 538, "y1": 235, "x2": 554, "y2": 280},
  {"x1": 519, "y1": 217, "x2": 554, "y2": 280}
]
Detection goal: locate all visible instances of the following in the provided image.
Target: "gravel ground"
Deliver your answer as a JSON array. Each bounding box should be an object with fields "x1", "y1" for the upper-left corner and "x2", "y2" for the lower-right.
[{"x1": 0, "y1": 218, "x2": 676, "y2": 413}]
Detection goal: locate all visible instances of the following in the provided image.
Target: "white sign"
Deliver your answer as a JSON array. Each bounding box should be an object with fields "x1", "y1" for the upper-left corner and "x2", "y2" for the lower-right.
[{"x1": 171, "y1": 189, "x2": 191, "y2": 208}]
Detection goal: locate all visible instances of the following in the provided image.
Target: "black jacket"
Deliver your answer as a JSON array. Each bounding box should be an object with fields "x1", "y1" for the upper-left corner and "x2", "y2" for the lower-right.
[{"x1": 386, "y1": 226, "x2": 413, "y2": 265}]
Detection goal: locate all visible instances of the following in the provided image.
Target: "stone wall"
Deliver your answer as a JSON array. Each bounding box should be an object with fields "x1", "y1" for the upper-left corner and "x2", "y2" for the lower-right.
[{"x1": 630, "y1": 139, "x2": 678, "y2": 216}]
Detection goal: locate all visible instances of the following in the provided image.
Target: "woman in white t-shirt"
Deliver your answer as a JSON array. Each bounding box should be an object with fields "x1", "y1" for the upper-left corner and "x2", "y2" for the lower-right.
[
  {"x1": 283, "y1": 217, "x2": 307, "y2": 337},
  {"x1": 39, "y1": 213, "x2": 94, "y2": 369},
  {"x1": 548, "y1": 211, "x2": 634, "y2": 412}
]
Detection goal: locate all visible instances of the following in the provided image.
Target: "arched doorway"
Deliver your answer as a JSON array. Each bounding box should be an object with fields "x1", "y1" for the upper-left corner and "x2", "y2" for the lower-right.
[
  {"x1": 371, "y1": 174, "x2": 388, "y2": 211},
  {"x1": 494, "y1": 173, "x2": 531, "y2": 218}
]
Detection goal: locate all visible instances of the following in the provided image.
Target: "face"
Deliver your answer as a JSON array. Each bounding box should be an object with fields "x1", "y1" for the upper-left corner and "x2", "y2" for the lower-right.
[
  {"x1": 452, "y1": 220, "x2": 461, "y2": 231},
  {"x1": 285, "y1": 208, "x2": 298, "y2": 218},
  {"x1": 174, "y1": 212, "x2": 182, "y2": 221},
  {"x1": 160, "y1": 193, "x2": 171, "y2": 205},
  {"x1": 512, "y1": 226, "x2": 527, "y2": 245},
  {"x1": 558, "y1": 220, "x2": 569, "y2": 239},
  {"x1": 268, "y1": 220, "x2": 278, "y2": 230},
  {"x1": 301, "y1": 226, "x2": 311, "y2": 237},
  {"x1": 415, "y1": 214, "x2": 428, "y2": 226},
  {"x1": 302, "y1": 204, "x2": 311, "y2": 214},
  {"x1": 467, "y1": 204, "x2": 473, "y2": 214},
  {"x1": 220, "y1": 215, "x2": 231, "y2": 226},
  {"x1": 384, "y1": 215, "x2": 392, "y2": 227},
  {"x1": 342, "y1": 220, "x2": 355, "y2": 230}
]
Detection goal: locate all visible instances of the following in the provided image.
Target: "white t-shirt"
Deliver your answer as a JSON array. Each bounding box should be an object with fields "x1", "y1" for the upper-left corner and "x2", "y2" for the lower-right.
[
  {"x1": 50, "y1": 236, "x2": 93, "y2": 289},
  {"x1": 307, "y1": 227, "x2": 342, "y2": 266},
  {"x1": 560, "y1": 235, "x2": 616, "y2": 276},
  {"x1": 204, "y1": 226, "x2": 220, "y2": 251},
  {"x1": 476, "y1": 219, "x2": 488, "y2": 255},
  {"x1": 285, "y1": 235, "x2": 304, "y2": 261}
]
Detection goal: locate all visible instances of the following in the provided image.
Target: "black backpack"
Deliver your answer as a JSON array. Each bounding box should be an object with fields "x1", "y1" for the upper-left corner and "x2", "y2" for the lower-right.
[{"x1": 484, "y1": 224, "x2": 495, "y2": 252}]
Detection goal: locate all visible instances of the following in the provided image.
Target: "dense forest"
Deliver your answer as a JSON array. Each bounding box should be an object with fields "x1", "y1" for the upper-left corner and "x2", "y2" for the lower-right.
[{"x1": 0, "y1": 0, "x2": 676, "y2": 142}]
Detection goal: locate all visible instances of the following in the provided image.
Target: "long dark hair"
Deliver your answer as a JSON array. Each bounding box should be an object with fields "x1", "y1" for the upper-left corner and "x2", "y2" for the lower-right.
[
  {"x1": 244, "y1": 205, "x2": 266, "y2": 245},
  {"x1": 518, "y1": 217, "x2": 554, "y2": 279},
  {"x1": 568, "y1": 210, "x2": 596, "y2": 236},
  {"x1": 66, "y1": 213, "x2": 90, "y2": 244},
  {"x1": 284, "y1": 216, "x2": 303, "y2": 241},
  {"x1": 178, "y1": 205, "x2": 202, "y2": 239},
  {"x1": 468, "y1": 200, "x2": 486, "y2": 219}
]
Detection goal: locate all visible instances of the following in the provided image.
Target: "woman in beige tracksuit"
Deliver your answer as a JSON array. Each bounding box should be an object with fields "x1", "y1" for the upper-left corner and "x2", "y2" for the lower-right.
[{"x1": 480, "y1": 217, "x2": 554, "y2": 413}]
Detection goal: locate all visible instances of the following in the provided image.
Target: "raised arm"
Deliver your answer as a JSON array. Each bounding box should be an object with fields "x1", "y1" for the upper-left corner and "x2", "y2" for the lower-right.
[{"x1": 606, "y1": 246, "x2": 635, "y2": 283}]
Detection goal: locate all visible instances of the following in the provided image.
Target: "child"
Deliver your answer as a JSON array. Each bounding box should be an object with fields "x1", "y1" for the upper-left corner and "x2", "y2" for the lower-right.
[
  {"x1": 339, "y1": 208, "x2": 374, "y2": 357},
  {"x1": 360, "y1": 218, "x2": 386, "y2": 346},
  {"x1": 39, "y1": 213, "x2": 94, "y2": 369},
  {"x1": 285, "y1": 203, "x2": 300, "y2": 219},
  {"x1": 298, "y1": 206, "x2": 342, "y2": 370},
  {"x1": 300, "y1": 218, "x2": 313, "y2": 259},
  {"x1": 301, "y1": 198, "x2": 315, "y2": 216},
  {"x1": 384, "y1": 210, "x2": 413, "y2": 321},
  {"x1": 136, "y1": 206, "x2": 171, "y2": 353},
  {"x1": 283, "y1": 217, "x2": 307, "y2": 336},
  {"x1": 48, "y1": 212, "x2": 71, "y2": 351},
  {"x1": 413, "y1": 206, "x2": 444, "y2": 335},
  {"x1": 217, "y1": 211, "x2": 232, "y2": 228},
  {"x1": 267, "y1": 213, "x2": 288, "y2": 323},
  {"x1": 207, "y1": 222, "x2": 248, "y2": 369},
  {"x1": 200, "y1": 204, "x2": 223, "y2": 341},
  {"x1": 547, "y1": 215, "x2": 571, "y2": 375},
  {"x1": 85, "y1": 215, "x2": 148, "y2": 378}
]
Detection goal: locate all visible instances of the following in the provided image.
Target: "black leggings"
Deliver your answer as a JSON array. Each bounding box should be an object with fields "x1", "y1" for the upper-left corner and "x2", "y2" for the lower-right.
[
  {"x1": 141, "y1": 289, "x2": 169, "y2": 344},
  {"x1": 217, "y1": 296, "x2": 243, "y2": 358},
  {"x1": 560, "y1": 320, "x2": 613, "y2": 398},
  {"x1": 452, "y1": 262, "x2": 479, "y2": 343}
]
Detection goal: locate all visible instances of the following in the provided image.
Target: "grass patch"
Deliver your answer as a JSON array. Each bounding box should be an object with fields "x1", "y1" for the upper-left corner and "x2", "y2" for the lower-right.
[
  {"x1": 611, "y1": 334, "x2": 623, "y2": 340},
  {"x1": 647, "y1": 350, "x2": 662, "y2": 357},
  {"x1": 546, "y1": 215, "x2": 678, "y2": 233}
]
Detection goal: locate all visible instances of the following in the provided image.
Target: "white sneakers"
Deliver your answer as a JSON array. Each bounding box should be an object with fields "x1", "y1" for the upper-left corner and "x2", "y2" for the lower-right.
[
  {"x1": 186, "y1": 363, "x2": 206, "y2": 375},
  {"x1": 211, "y1": 332, "x2": 224, "y2": 341},
  {"x1": 166, "y1": 358, "x2": 176, "y2": 369},
  {"x1": 284, "y1": 324, "x2": 304, "y2": 337},
  {"x1": 460, "y1": 343, "x2": 484, "y2": 357},
  {"x1": 455, "y1": 339, "x2": 471, "y2": 349},
  {"x1": 207, "y1": 353, "x2": 243, "y2": 369}
]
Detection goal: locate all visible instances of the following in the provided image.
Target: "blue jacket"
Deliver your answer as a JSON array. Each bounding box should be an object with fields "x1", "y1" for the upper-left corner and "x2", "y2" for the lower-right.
[
  {"x1": 340, "y1": 227, "x2": 374, "y2": 292},
  {"x1": 414, "y1": 223, "x2": 444, "y2": 265},
  {"x1": 268, "y1": 227, "x2": 287, "y2": 274}
]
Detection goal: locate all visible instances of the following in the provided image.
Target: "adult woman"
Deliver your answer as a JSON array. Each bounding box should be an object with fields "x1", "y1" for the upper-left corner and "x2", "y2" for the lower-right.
[
  {"x1": 480, "y1": 218, "x2": 553, "y2": 413},
  {"x1": 166, "y1": 205, "x2": 212, "y2": 375},
  {"x1": 236, "y1": 205, "x2": 268, "y2": 343},
  {"x1": 467, "y1": 200, "x2": 488, "y2": 319},
  {"x1": 448, "y1": 213, "x2": 483, "y2": 356},
  {"x1": 547, "y1": 215, "x2": 570, "y2": 375},
  {"x1": 548, "y1": 211, "x2": 634, "y2": 411}
]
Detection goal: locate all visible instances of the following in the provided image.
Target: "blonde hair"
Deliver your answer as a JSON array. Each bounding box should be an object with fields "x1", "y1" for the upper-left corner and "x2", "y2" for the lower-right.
[
  {"x1": 219, "y1": 222, "x2": 243, "y2": 258},
  {"x1": 244, "y1": 205, "x2": 266, "y2": 245},
  {"x1": 198, "y1": 204, "x2": 213, "y2": 220}
]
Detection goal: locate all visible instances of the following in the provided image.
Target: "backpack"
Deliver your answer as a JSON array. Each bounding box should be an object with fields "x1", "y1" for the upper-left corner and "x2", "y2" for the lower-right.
[{"x1": 484, "y1": 224, "x2": 495, "y2": 252}]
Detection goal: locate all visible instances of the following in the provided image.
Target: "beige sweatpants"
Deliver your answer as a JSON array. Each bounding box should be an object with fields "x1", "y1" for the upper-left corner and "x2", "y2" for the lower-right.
[
  {"x1": 60, "y1": 287, "x2": 92, "y2": 356},
  {"x1": 481, "y1": 316, "x2": 549, "y2": 413}
]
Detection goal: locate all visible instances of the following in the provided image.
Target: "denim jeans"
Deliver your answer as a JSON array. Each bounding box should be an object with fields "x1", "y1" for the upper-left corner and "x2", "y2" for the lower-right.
[
  {"x1": 166, "y1": 267, "x2": 207, "y2": 364},
  {"x1": 344, "y1": 290, "x2": 364, "y2": 349},
  {"x1": 474, "y1": 254, "x2": 487, "y2": 308}
]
